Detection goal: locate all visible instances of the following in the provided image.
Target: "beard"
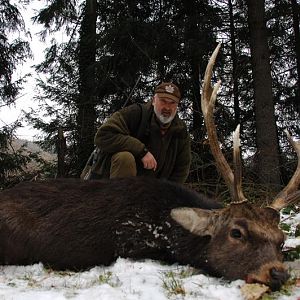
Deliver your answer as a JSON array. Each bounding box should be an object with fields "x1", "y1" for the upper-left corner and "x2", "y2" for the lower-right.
[{"x1": 153, "y1": 106, "x2": 176, "y2": 124}]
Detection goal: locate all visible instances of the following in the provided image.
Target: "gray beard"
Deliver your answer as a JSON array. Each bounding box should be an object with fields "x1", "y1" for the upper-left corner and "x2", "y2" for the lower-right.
[{"x1": 154, "y1": 106, "x2": 175, "y2": 124}]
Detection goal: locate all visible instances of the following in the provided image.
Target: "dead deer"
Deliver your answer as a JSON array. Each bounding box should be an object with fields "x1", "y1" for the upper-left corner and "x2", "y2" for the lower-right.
[{"x1": 0, "y1": 45, "x2": 298, "y2": 292}]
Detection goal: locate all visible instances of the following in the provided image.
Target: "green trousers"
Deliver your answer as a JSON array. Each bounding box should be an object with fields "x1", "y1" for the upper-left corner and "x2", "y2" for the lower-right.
[{"x1": 110, "y1": 151, "x2": 137, "y2": 178}]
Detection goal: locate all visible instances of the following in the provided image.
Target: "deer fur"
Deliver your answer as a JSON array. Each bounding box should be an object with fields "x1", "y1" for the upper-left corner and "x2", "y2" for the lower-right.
[{"x1": 0, "y1": 177, "x2": 288, "y2": 291}]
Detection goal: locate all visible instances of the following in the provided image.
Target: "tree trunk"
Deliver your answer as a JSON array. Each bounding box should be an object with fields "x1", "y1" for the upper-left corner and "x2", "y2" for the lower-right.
[
  {"x1": 182, "y1": 0, "x2": 203, "y2": 142},
  {"x1": 77, "y1": 0, "x2": 97, "y2": 175},
  {"x1": 228, "y1": 0, "x2": 240, "y2": 127},
  {"x1": 291, "y1": 0, "x2": 300, "y2": 112},
  {"x1": 56, "y1": 127, "x2": 66, "y2": 178},
  {"x1": 246, "y1": 0, "x2": 281, "y2": 188}
]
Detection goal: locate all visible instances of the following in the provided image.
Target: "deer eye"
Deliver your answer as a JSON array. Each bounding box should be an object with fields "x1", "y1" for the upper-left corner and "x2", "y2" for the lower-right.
[{"x1": 230, "y1": 229, "x2": 242, "y2": 239}]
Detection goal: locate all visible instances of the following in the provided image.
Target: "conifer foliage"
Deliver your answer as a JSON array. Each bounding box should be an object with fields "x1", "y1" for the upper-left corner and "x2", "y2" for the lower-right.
[
  {"x1": 1, "y1": 0, "x2": 299, "y2": 192},
  {"x1": 0, "y1": 0, "x2": 32, "y2": 187}
]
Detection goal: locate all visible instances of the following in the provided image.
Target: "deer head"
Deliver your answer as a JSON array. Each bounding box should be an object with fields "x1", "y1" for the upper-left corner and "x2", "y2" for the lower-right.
[{"x1": 172, "y1": 44, "x2": 299, "y2": 291}]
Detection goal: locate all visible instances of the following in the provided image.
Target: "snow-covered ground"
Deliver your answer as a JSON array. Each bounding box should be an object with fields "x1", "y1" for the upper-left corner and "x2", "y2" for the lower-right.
[
  {"x1": 0, "y1": 259, "x2": 241, "y2": 300},
  {"x1": 0, "y1": 240, "x2": 299, "y2": 299},
  {"x1": 0, "y1": 211, "x2": 299, "y2": 300},
  {"x1": 0, "y1": 257, "x2": 299, "y2": 300}
]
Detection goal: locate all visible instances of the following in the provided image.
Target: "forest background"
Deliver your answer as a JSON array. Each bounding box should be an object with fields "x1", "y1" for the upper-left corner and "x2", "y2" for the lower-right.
[{"x1": 1, "y1": 0, "x2": 300, "y2": 203}]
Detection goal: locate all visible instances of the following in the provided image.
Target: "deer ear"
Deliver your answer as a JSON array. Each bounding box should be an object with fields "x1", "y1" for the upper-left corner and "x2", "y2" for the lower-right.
[{"x1": 170, "y1": 207, "x2": 218, "y2": 236}]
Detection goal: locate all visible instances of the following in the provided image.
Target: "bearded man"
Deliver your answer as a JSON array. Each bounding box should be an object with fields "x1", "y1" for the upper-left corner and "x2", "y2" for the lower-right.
[{"x1": 92, "y1": 82, "x2": 191, "y2": 183}]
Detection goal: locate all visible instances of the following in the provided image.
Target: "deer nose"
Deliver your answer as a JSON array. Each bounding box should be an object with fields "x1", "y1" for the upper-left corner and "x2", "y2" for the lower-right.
[{"x1": 269, "y1": 267, "x2": 289, "y2": 291}]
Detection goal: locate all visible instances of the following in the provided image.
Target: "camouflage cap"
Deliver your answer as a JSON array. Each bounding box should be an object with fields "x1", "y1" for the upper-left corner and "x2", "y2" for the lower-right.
[{"x1": 154, "y1": 82, "x2": 181, "y2": 103}]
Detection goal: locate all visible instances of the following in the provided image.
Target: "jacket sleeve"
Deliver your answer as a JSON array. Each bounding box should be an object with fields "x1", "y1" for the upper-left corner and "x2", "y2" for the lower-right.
[
  {"x1": 168, "y1": 131, "x2": 191, "y2": 184},
  {"x1": 94, "y1": 105, "x2": 145, "y2": 157}
]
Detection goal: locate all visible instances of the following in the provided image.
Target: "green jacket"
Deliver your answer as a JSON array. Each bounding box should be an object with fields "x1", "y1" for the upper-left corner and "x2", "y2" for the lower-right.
[{"x1": 93, "y1": 101, "x2": 191, "y2": 183}]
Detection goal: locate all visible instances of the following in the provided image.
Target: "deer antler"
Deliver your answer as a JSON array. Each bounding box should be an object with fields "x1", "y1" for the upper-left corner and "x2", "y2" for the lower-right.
[
  {"x1": 270, "y1": 131, "x2": 300, "y2": 211},
  {"x1": 233, "y1": 125, "x2": 247, "y2": 202},
  {"x1": 201, "y1": 44, "x2": 247, "y2": 203}
]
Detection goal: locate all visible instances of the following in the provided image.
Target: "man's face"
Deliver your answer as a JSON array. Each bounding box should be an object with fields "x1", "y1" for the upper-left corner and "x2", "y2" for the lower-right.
[{"x1": 152, "y1": 94, "x2": 178, "y2": 124}]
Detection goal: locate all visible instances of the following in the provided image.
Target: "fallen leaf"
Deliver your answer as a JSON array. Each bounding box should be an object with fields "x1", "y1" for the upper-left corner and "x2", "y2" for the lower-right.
[{"x1": 241, "y1": 283, "x2": 270, "y2": 300}]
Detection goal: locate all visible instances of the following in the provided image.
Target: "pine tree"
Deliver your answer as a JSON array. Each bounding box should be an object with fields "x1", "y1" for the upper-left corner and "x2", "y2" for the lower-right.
[{"x1": 0, "y1": 0, "x2": 33, "y2": 187}]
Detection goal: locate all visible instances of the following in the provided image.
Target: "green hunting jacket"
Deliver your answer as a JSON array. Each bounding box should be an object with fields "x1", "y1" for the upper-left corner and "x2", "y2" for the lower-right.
[{"x1": 93, "y1": 101, "x2": 191, "y2": 183}]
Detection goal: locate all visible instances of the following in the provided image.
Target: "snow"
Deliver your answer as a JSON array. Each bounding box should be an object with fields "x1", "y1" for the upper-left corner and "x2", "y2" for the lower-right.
[
  {"x1": 0, "y1": 259, "x2": 243, "y2": 300},
  {"x1": 285, "y1": 237, "x2": 300, "y2": 249},
  {"x1": 0, "y1": 255, "x2": 299, "y2": 299},
  {"x1": 282, "y1": 210, "x2": 300, "y2": 250}
]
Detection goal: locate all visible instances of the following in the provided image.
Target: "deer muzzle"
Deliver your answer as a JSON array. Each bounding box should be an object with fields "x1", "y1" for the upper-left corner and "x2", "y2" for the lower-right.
[{"x1": 245, "y1": 262, "x2": 289, "y2": 291}]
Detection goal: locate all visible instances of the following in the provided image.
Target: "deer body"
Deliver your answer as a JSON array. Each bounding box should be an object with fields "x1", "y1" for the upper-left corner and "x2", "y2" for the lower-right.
[
  {"x1": 0, "y1": 177, "x2": 219, "y2": 269},
  {"x1": 0, "y1": 176, "x2": 290, "y2": 290}
]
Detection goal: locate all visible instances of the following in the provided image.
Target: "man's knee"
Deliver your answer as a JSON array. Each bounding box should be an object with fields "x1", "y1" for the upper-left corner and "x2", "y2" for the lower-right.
[{"x1": 110, "y1": 151, "x2": 137, "y2": 178}]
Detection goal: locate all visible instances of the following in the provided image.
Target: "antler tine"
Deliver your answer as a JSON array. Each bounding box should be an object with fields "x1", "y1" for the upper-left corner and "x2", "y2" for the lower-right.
[
  {"x1": 270, "y1": 130, "x2": 300, "y2": 211},
  {"x1": 233, "y1": 125, "x2": 247, "y2": 203},
  {"x1": 201, "y1": 44, "x2": 246, "y2": 203}
]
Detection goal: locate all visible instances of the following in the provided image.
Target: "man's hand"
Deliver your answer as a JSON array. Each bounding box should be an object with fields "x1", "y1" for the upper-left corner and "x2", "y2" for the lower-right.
[{"x1": 141, "y1": 151, "x2": 157, "y2": 171}]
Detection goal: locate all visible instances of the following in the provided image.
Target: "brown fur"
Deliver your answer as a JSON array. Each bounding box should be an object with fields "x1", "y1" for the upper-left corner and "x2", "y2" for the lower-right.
[{"x1": 0, "y1": 177, "x2": 288, "y2": 290}]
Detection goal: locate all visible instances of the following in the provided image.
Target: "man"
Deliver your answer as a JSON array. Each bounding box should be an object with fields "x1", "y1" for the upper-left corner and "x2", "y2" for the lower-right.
[{"x1": 92, "y1": 82, "x2": 191, "y2": 183}]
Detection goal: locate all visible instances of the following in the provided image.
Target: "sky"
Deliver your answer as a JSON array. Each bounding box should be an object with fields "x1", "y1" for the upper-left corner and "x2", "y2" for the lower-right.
[{"x1": 0, "y1": 211, "x2": 298, "y2": 299}]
